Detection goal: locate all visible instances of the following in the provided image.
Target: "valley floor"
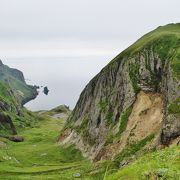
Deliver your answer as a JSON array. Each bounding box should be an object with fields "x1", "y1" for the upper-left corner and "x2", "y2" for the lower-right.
[{"x1": 0, "y1": 113, "x2": 99, "y2": 180}]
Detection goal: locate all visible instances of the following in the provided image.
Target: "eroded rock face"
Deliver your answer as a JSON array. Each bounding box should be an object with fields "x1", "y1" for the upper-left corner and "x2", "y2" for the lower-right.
[
  {"x1": 122, "y1": 91, "x2": 164, "y2": 144},
  {"x1": 91, "y1": 91, "x2": 164, "y2": 161},
  {"x1": 60, "y1": 25, "x2": 180, "y2": 160}
]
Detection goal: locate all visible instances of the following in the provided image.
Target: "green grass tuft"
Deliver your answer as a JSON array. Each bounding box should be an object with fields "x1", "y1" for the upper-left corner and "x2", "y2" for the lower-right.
[{"x1": 168, "y1": 98, "x2": 180, "y2": 114}]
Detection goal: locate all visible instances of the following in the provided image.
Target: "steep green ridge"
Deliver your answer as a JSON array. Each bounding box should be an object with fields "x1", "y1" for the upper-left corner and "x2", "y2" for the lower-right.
[
  {"x1": 111, "y1": 23, "x2": 180, "y2": 71},
  {"x1": 0, "y1": 61, "x2": 38, "y2": 136},
  {"x1": 60, "y1": 23, "x2": 180, "y2": 162}
]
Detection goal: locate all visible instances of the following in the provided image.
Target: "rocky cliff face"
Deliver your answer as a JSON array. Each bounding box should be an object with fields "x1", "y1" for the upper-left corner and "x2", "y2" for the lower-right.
[{"x1": 59, "y1": 23, "x2": 180, "y2": 160}]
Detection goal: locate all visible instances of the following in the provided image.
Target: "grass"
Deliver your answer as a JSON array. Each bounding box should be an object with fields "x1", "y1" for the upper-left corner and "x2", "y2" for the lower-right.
[
  {"x1": 104, "y1": 23, "x2": 180, "y2": 83},
  {"x1": 114, "y1": 134, "x2": 155, "y2": 164},
  {"x1": 105, "y1": 106, "x2": 132, "y2": 146},
  {"x1": 0, "y1": 82, "x2": 18, "y2": 112},
  {"x1": 106, "y1": 145, "x2": 180, "y2": 180},
  {"x1": 116, "y1": 106, "x2": 133, "y2": 138},
  {"x1": 0, "y1": 109, "x2": 179, "y2": 180},
  {"x1": 168, "y1": 98, "x2": 180, "y2": 114},
  {"x1": 98, "y1": 98, "x2": 108, "y2": 113},
  {"x1": 0, "y1": 71, "x2": 36, "y2": 135},
  {"x1": 129, "y1": 62, "x2": 141, "y2": 93},
  {"x1": 72, "y1": 117, "x2": 96, "y2": 146},
  {"x1": 0, "y1": 113, "x2": 96, "y2": 180}
]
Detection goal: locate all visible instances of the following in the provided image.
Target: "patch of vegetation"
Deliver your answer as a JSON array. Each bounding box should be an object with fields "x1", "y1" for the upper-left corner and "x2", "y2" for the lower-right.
[
  {"x1": 104, "y1": 106, "x2": 133, "y2": 145},
  {"x1": 114, "y1": 134, "x2": 155, "y2": 165},
  {"x1": 153, "y1": 34, "x2": 178, "y2": 65},
  {"x1": 116, "y1": 106, "x2": 133, "y2": 137},
  {"x1": 105, "y1": 111, "x2": 114, "y2": 126},
  {"x1": 171, "y1": 53, "x2": 180, "y2": 79},
  {"x1": 104, "y1": 126, "x2": 114, "y2": 146},
  {"x1": 0, "y1": 81, "x2": 39, "y2": 135},
  {"x1": 72, "y1": 117, "x2": 96, "y2": 146},
  {"x1": 82, "y1": 129, "x2": 96, "y2": 146},
  {"x1": 106, "y1": 145, "x2": 180, "y2": 180},
  {"x1": 98, "y1": 97, "x2": 108, "y2": 113},
  {"x1": 129, "y1": 62, "x2": 141, "y2": 93},
  {"x1": 73, "y1": 117, "x2": 89, "y2": 134},
  {"x1": 0, "y1": 82, "x2": 18, "y2": 112},
  {"x1": 168, "y1": 98, "x2": 180, "y2": 114}
]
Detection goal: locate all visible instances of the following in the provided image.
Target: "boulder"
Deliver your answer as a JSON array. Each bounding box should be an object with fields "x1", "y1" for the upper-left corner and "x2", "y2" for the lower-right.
[{"x1": 9, "y1": 135, "x2": 24, "y2": 142}]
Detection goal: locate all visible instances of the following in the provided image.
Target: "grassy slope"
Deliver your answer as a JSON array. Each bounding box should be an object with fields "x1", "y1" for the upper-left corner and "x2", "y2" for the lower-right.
[
  {"x1": 0, "y1": 82, "x2": 39, "y2": 135},
  {"x1": 0, "y1": 82, "x2": 17, "y2": 111},
  {"x1": 0, "y1": 64, "x2": 38, "y2": 135},
  {"x1": 107, "y1": 23, "x2": 180, "y2": 79},
  {"x1": 106, "y1": 146, "x2": 180, "y2": 180},
  {"x1": 111, "y1": 23, "x2": 180, "y2": 60}
]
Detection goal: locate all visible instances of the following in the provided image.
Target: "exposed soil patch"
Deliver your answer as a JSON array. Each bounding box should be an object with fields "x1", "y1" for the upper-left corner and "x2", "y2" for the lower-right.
[
  {"x1": 125, "y1": 91, "x2": 164, "y2": 144},
  {"x1": 95, "y1": 91, "x2": 164, "y2": 161}
]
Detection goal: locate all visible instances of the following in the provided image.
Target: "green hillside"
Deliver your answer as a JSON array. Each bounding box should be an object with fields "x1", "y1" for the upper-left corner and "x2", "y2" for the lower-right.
[{"x1": 0, "y1": 61, "x2": 38, "y2": 136}]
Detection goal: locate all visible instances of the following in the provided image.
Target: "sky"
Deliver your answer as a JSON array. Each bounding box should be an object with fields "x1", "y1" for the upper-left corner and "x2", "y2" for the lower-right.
[
  {"x1": 0, "y1": 0, "x2": 180, "y2": 110},
  {"x1": 0, "y1": 0, "x2": 180, "y2": 59}
]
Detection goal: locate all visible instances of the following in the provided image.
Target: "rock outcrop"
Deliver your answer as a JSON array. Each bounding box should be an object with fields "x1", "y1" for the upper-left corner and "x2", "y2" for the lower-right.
[
  {"x1": 59, "y1": 23, "x2": 180, "y2": 160},
  {"x1": 43, "y1": 86, "x2": 49, "y2": 95}
]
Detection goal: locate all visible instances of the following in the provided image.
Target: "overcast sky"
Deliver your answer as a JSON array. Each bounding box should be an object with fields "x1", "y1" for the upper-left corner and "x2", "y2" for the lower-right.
[
  {"x1": 0, "y1": 0, "x2": 180, "y2": 59},
  {"x1": 0, "y1": 0, "x2": 180, "y2": 110}
]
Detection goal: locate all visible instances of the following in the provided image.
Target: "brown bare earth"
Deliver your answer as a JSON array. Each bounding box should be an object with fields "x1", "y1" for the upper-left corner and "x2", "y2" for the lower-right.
[
  {"x1": 122, "y1": 91, "x2": 164, "y2": 145},
  {"x1": 95, "y1": 91, "x2": 164, "y2": 160}
]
